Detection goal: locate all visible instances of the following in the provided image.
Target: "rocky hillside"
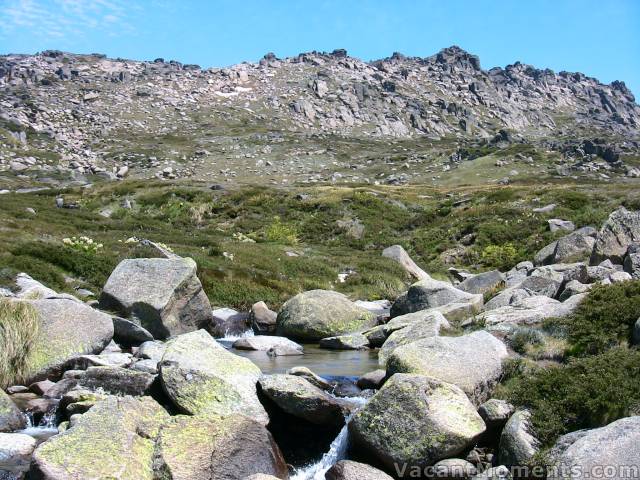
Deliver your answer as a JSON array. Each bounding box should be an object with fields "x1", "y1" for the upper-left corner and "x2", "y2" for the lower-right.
[{"x1": 1, "y1": 47, "x2": 639, "y2": 187}]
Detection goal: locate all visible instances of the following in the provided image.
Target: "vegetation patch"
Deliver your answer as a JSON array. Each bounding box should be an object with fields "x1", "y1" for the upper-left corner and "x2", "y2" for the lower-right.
[{"x1": 0, "y1": 298, "x2": 40, "y2": 388}]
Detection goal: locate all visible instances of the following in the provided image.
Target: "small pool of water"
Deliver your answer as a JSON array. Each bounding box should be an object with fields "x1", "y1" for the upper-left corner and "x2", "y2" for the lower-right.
[{"x1": 220, "y1": 339, "x2": 380, "y2": 378}]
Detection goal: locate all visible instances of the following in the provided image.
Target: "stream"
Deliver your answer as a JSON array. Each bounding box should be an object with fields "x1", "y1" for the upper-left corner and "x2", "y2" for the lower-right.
[{"x1": 219, "y1": 332, "x2": 377, "y2": 478}]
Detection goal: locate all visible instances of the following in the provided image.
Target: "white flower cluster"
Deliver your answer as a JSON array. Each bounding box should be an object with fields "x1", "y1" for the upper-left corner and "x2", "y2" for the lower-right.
[
  {"x1": 232, "y1": 232, "x2": 255, "y2": 243},
  {"x1": 62, "y1": 236, "x2": 103, "y2": 254}
]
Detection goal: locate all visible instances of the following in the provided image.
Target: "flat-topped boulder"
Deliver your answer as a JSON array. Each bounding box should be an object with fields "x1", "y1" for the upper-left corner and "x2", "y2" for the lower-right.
[
  {"x1": 100, "y1": 257, "x2": 212, "y2": 339},
  {"x1": 386, "y1": 331, "x2": 509, "y2": 404},
  {"x1": 349, "y1": 374, "x2": 486, "y2": 475},
  {"x1": 153, "y1": 414, "x2": 288, "y2": 480},
  {"x1": 233, "y1": 336, "x2": 303, "y2": 354},
  {"x1": 159, "y1": 330, "x2": 268, "y2": 425},
  {"x1": 276, "y1": 290, "x2": 377, "y2": 341}
]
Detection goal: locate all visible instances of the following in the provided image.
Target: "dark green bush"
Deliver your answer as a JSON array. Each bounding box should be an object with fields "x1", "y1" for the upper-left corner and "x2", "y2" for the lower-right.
[
  {"x1": 558, "y1": 281, "x2": 640, "y2": 355},
  {"x1": 502, "y1": 347, "x2": 640, "y2": 447}
]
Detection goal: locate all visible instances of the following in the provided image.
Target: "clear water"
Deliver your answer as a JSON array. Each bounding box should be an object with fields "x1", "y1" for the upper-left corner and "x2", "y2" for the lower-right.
[
  {"x1": 18, "y1": 407, "x2": 59, "y2": 444},
  {"x1": 220, "y1": 336, "x2": 380, "y2": 378}
]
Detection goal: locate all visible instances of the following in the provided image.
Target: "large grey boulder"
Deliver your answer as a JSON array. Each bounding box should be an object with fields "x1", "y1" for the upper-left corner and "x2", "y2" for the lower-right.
[
  {"x1": 31, "y1": 396, "x2": 169, "y2": 480},
  {"x1": 548, "y1": 416, "x2": 640, "y2": 480},
  {"x1": 390, "y1": 279, "x2": 483, "y2": 318},
  {"x1": 152, "y1": 414, "x2": 288, "y2": 480},
  {"x1": 22, "y1": 298, "x2": 114, "y2": 384},
  {"x1": 553, "y1": 232, "x2": 596, "y2": 264},
  {"x1": 0, "y1": 432, "x2": 36, "y2": 475},
  {"x1": 519, "y1": 276, "x2": 562, "y2": 298},
  {"x1": 591, "y1": 207, "x2": 640, "y2": 265},
  {"x1": 276, "y1": 290, "x2": 377, "y2": 341},
  {"x1": 386, "y1": 331, "x2": 509, "y2": 404},
  {"x1": 548, "y1": 219, "x2": 575, "y2": 233},
  {"x1": 433, "y1": 459, "x2": 478, "y2": 480},
  {"x1": 534, "y1": 241, "x2": 558, "y2": 266},
  {"x1": 349, "y1": 374, "x2": 486, "y2": 475},
  {"x1": 211, "y1": 307, "x2": 250, "y2": 337},
  {"x1": 459, "y1": 270, "x2": 505, "y2": 295},
  {"x1": 258, "y1": 374, "x2": 346, "y2": 427},
  {"x1": 100, "y1": 257, "x2": 212, "y2": 339},
  {"x1": 382, "y1": 245, "x2": 430, "y2": 281},
  {"x1": 0, "y1": 389, "x2": 26, "y2": 432},
  {"x1": 326, "y1": 460, "x2": 394, "y2": 479},
  {"x1": 159, "y1": 330, "x2": 268, "y2": 425},
  {"x1": 378, "y1": 311, "x2": 450, "y2": 365},
  {"x1": 498, "y1": 411, "x2": 539, "y2": 467}
]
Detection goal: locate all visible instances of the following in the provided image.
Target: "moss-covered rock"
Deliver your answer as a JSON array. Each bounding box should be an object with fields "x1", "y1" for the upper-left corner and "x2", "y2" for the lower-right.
[
  {"x1": 378, "y1": 310, "x2": 450, "y2": 366},
  {"x1": 276, "y1": 290, "x2": 377, "y2": 341},
  {"x1": 152, "y1": 414, "x2": 288, "y2": 480},
  {"x1": 31, "y1": 396, "x2": 169, "y2": 480},
  {"x1": 23, "y1": 298, "x2": 114, "y2": 384},
  {"x1": 258, "y1": 374, "x2": 346, "y2": 427},
  {"x1": 386, "y1": 331, "x2": 509, "y2": 404},
  {"x1": 159, "y1": 330, "x2": 268, "y2": 425},
  {"x1": 349, "y1": 374, "x2": 486, "y2": 476},
  {"x1": 0, "y1": 389, "x2": 26, "y2": 432}
]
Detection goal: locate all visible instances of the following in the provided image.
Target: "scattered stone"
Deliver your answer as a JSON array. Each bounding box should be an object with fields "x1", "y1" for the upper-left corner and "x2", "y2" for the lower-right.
[
  {"x1": 548, "y1": 219, "x2": 576, "y2": 233},
  {"x1": 390, "y1": 279, "x2": 483, "y2": 317},
  {"x1": 112, "y1": 316, "x2": 154, "y2": 345},
  {"x1": 211, "y1": 307, "x2": 251, "y2": 337},
  {"x1": 80, "y1": 366, "x2": 155, "y2": 396},
  {"x1": 0, "y1": 390, "x2": 26, "y2": 432}
]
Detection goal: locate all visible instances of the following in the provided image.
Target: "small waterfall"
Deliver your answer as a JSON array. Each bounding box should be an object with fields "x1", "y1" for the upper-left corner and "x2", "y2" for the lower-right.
[
  {"x1": 290, "y1": 395, "x2": 368, "y2": 480},
  {"x1": 19, "y1": 406, "x2": 59, "y2": 444},
  {"x1": 219, "y1": 329, "x2": 255, "y2": 342}
]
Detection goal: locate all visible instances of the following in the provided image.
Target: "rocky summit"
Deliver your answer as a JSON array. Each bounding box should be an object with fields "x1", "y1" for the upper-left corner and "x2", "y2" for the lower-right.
[{"x1": 1, "y1": 46, "x2": 639, "y2": 189}]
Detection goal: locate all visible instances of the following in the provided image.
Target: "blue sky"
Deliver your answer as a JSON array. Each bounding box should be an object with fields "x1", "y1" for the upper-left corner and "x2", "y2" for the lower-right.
[{"x1": 1, "y1": 0, "x2": 639, "y2": 96}]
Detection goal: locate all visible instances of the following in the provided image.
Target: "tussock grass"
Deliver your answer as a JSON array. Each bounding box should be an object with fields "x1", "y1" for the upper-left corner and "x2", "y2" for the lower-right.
[{"x1": 0, "y1": 298, "x2": 40, "y2": 388}]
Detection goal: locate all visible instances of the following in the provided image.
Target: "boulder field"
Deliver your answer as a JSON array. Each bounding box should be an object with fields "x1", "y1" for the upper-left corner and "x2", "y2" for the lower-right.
[{"x1": 0, "y1": 206, "x2": 638, "y2": 478}]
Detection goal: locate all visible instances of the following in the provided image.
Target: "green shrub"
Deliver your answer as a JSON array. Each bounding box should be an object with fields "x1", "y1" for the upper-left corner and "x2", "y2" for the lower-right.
[
  {"x1": 264, "y1": 216, "x2": 299, "y2": 245},
  {"x1": 481, "y1": 243, "x2": 518, "y2": 270},
  {"x1": 501, "y1": 347, "x2": 640, "y2": 447},
  {"x1": 0, "y1": 298, "x2": 40, "y2": 388},
  {"x1": 558, "y1": 281, "x2": 640, "y2": 355}
]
